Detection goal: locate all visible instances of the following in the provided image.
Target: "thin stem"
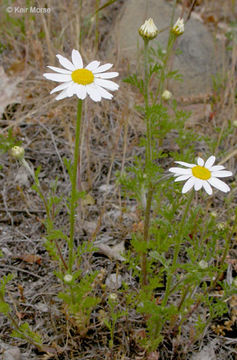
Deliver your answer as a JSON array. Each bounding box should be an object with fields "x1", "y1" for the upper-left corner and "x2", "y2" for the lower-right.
[
  {"x1": 154, "y1": 34, "x2": 175, "y2": 104},
  {"x1": 140, "y1": 38, "x2": 153, "y2": 287},
  {"x1": 211, "y1": 205, "x2": 237, "y2": 288},
  {"x1": 144, "y1": 38, "x2": 152, "y2": 165},
  {"x1": 21, "y1": 159, "x2": 68, "y2": 270},
  {"x1": 162, "y1": 191, "x2": 194, "y2": 306},
  {"x1": 141, "y1": 186, "x2": 154, "y2": 286},
  {"x1": 69, "y1": 99, "x2": 83, "y2": 273}
]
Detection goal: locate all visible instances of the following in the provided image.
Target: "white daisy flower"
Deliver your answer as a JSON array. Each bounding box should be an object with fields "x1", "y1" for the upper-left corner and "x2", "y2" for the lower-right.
[
  {"x1": 169, "y1": 155, "x2": 233, "y2": 195},
  {"x1": 43, "y1": 49, "x2": 119, "y2": 102}
]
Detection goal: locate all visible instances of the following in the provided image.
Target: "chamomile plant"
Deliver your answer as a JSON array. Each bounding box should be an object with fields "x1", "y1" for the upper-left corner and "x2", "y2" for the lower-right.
[
  {"x1": 120, "y1": 15, "x2": 235, "y2": 352},
  {"x1": 2, "y1": 50, "x2": 119, "y2": 338}
]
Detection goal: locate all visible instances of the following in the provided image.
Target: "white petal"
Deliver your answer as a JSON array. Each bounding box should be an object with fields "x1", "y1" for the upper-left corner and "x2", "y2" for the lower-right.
[
  {"x1": 94, "y1": 72, "x2": 119, "y2": 79},
  {"x1": 47, "y1": 66, "x2": 72, "y2": 74},
  {"x1": 194, "y1": 178, "x2": 203, "y2": 191},
  {"x1": 208, "y1": 177, "x2": 230, "y2": 193},
  {"x1": 66, "y1": 83, "x2": 78, "y2": 97},
  {"x1": 43, "y1": 73, "x2": 72, "y2": 82},
  {"x1": 55, "y1": 89, "x2": 69, "y2": 100},
  {"x1": 203, "y1": 181, "x2": 213, "y2": 195},
  {"x1": 211, "y1": 171, "x2": 233, "y2": 178},
  {"x1": 175, "y1": 161, "x2": 196, "y2": 168},
  {"x1": 86, "y1": 61, "x2": 100, "y2": 71},
  {"x1": 95, "y1": 85, "x2": 113, "y2": 100},
  {"x1": 94, "y1": 63, "x2": 113, "y2": 73},
  {"x1": 197, "y1": 157, "x2": 204, "y2": 166},
  {"x1": 56, "y1": 54, "x2": 75, "y2": 71},
  {"x1": 209, "y1": 165, "x2": 225, "y2": 171},
  {"x1": 86, "y1": 84, "x2": 101, "y2": 102},
  {"x1": 71, "y1": 49, "x2": 83, "y2": 69},
  {"x1": 174, "y1": 174, "x2": 192, "y2": 182},
  {"x1": 169, "y1": 167, "x2": 192, "y2": 175},
  {"x1": 76, "y1": 85, "x2": 87, "y2": 100},
  {"x1": 205, "y1": 155, "x2": 216, "y2": 169},
  {"x1": 182, "y1": 177, "x2": 195, "y2": 193},
  {"x1": 50, "y1": 82, "x2": 72, "y2": 94},
  {"x1": 94, "y1": 78, "x2": 119, "y2": 91}
]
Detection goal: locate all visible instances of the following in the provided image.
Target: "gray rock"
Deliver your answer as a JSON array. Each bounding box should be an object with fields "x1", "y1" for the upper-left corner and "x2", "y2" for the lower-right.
[
  {"x1": 108, "y1": 0, "x2": 220, "y2": 95},
  {"x1": 105, "y1": 273, "x2": 122, "y2": 290},
  {"x1": 190, "y1": 341, "x2": 217, "y2": 360},
  {"x1": 3, "y1": 347, "x2": 21, "y2": 360}
]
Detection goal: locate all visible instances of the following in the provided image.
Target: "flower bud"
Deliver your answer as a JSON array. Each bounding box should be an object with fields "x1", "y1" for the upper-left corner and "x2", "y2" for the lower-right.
[
  {"x1": 217, "y1": 222, "x2": 226, "y2": 231},
  {"x1": 199, "y1": 260, "x2": 208, "y2": 269},
  {"x1": 172, "y1": 18, "x2": 184, "y2": 36},
  {"x1": 210, "y1": 211, "x2": 217, "y2": 218},
  {"x1": 162, "y1": 90, "x2": 172, "y2": 101},
  {"x1": 64, "y1": 274, "x2": 73, "y2": 283},
  {"x1": 9, "y1": 146, "x2": 25, "y2": 161},
  {"x1": 139, "y1": 18, "x2": 158, "y2": 40},
  {"x1": 233, "y1": 120, "x2": 237, "y2": 128},
  {"x1": 109, "y1": 293, "x2": 118, "y2": 302}
]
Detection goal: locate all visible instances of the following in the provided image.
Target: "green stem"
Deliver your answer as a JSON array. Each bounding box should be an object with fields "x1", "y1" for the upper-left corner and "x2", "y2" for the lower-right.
[
  {"x1": 140, "y1": 39, "x2": 153, "y2": 287},
  {"x1": 69, "y1": 99, "x2": 83, "y2": 273},
  {"x1": 144, "y1": 39, "x2": 152, "y2": 165},
  {"x1": 153, "y1": 0, "x2": 177, "y2": 105},
  {"x1": 21, "y1": 158, "x2": 50, "y2": 219},
  {"x1": 154, "y1": 34, "x2": 175, "y2": 104},
  {"x1": 162, "y1": 190, "x2": 194, "y2": 306},
  {"x1": 211, "y1": 205, "x2": 237, "y2": 288},
  {"x1": 141, "y1": 186, "x2": 154, "y2": 286}
]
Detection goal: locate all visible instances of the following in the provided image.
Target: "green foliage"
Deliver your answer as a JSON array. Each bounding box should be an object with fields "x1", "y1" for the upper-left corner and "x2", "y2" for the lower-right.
[
  {"x1": 0, "y1": 130, "x2": 20, "y2": 155},
  {"x1": 11, "y1": 322, "x2": 42, "y2": 346},
  {"x1": 123, "y1": 74, "x2": 144, "y2": 94},
  {"x1": 0, "y1": 274, "x2": 42, "y2": 347},
  {"x1": 58, "y1": 271, "x2": 100, "y2": 334},
  {"x1": 0, "y1": 274, "x2": 14, "y2": 315},
  {"x1": 103, "y1": 295, "x2": 127, "y2": 349}
]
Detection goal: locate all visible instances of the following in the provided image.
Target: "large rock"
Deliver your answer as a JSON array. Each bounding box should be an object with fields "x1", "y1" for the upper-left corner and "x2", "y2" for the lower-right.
[{"x1": 108, "y1": 0, "x2": 220, "y2": 96}]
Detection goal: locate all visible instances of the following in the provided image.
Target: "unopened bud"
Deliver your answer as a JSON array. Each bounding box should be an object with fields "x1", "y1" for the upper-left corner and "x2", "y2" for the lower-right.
[
  {"x1": 162, "y1": 90, "x2": 172, "y2": 101},
  {"x1": 109, "y1": 293, "x2": 118, "y2": 302},
  {"x1": 199, "y1": 260, "x2": 208, "y2": 269},
  {"x1": 233, "y1": 120, "x2": 237, "y2": 128},
  {"x1": 217, "y1": 222, "x2": 225, "y2": 231},
  {"x1": 210, "y1": 211, "x2": 217, "y2": 218},
  {"x1": 10, "y1": 146, "x2": 25, "y2": 161},
  {"x1": 64, "y1": 274, "x2": 73, "y2": 283},
  {"x1": 172, "y1": 18, "x2": 184, "y2": 36},
  {"x1": 139, "y1": 18, "x2": 158, "y2": 40}
]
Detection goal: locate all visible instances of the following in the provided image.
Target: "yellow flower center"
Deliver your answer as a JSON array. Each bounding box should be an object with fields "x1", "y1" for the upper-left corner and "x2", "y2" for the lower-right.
[
  {"x1": 192, "y1": 165, "x2": 211, "y2": 180},
  {"x1": 71, "y1": 69, "x2": 94, "y2": 85}
]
